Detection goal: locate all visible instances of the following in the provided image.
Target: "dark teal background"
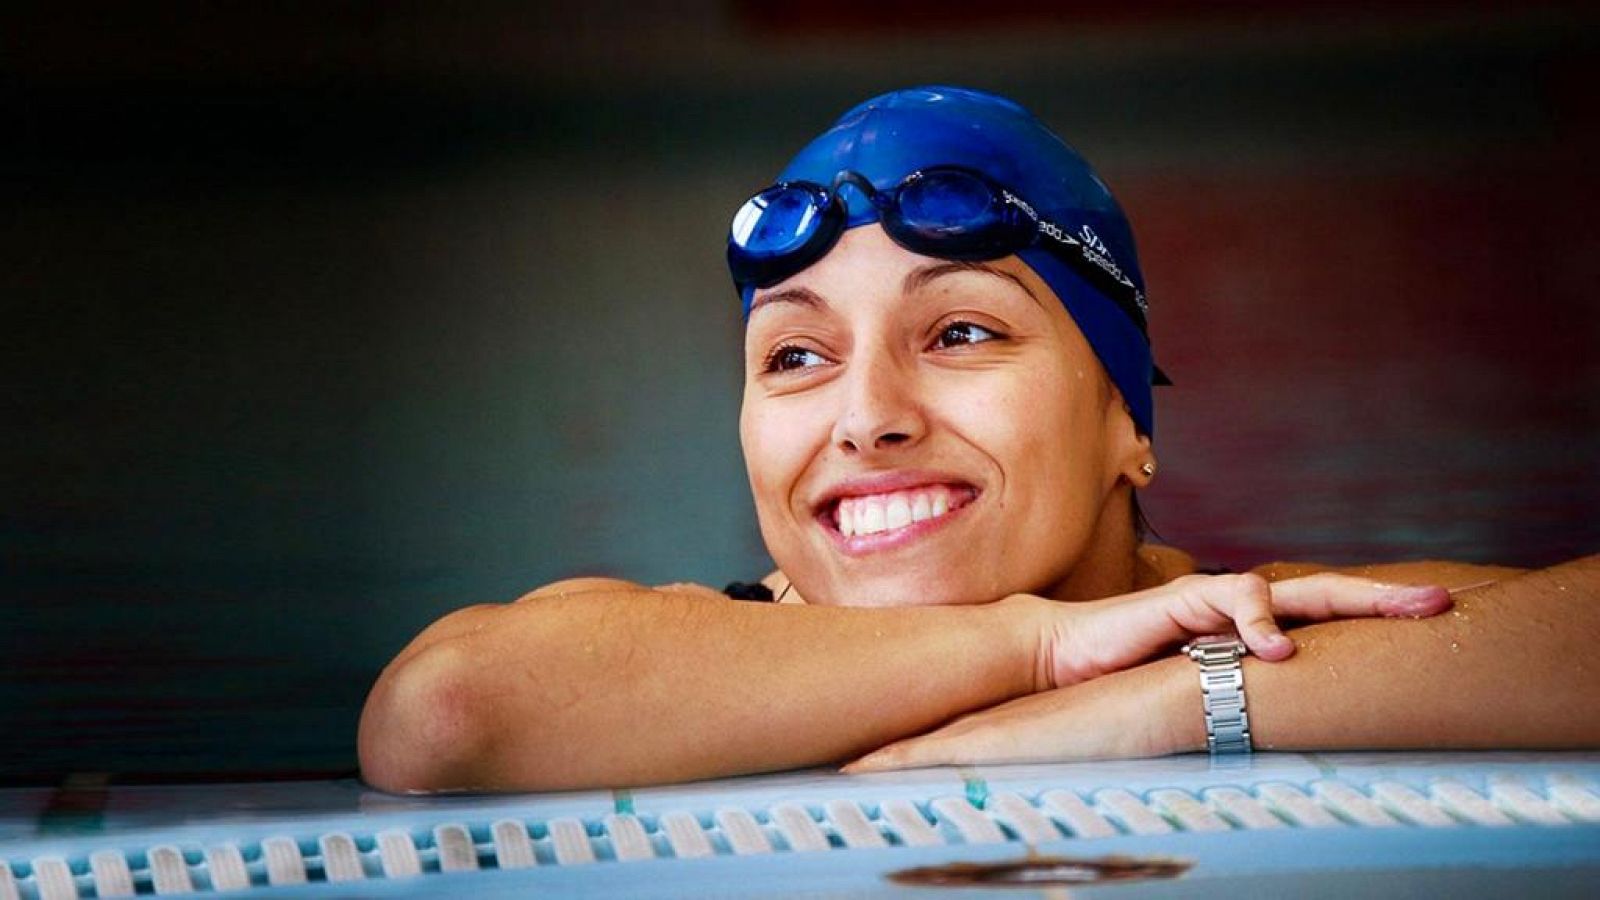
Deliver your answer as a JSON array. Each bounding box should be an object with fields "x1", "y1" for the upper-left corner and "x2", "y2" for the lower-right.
[{"x1": 5, "y1": 3, "x2": 1597, "y2": 784}]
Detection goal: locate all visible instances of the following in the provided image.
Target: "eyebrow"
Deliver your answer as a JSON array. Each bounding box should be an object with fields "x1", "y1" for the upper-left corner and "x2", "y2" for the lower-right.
[
  {"x1": 748, "y1": 286, "x2": 828, "y2": 316},
  {"x1": 747, "y1": 260, "x2": 1040, "y2": 315},
  {"x1": 902, "y1": 260, "x2": 1041, "y2": 306}
]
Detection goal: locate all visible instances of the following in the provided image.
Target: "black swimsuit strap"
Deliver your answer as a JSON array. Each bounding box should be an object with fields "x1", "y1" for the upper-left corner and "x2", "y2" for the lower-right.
[{"x1": 722, "y1": 580, "x2": 776, "y2": 602}]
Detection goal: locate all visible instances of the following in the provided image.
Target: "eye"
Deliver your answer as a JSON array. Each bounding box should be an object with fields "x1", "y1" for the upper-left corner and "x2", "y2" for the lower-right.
[
  {"x1": 762, "y1": 344, "x2": 830, "y2": 373},
  {"x1": 931, "y1": 321, "x2": 1001, "y2": 350}
]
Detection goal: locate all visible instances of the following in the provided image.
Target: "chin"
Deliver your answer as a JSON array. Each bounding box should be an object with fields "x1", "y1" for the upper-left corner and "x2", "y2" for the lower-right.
[{"x1": 815, "y1": 567, "x2": 1001, "y2": 608}]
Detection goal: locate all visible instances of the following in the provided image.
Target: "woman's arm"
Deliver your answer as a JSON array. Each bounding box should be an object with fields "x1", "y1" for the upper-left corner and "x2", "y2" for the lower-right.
[
  {"x1": 358, "y1": 573, "x2": 1444, "y2": 792},
  {"x1": 847, "y1": 554, "x2": 1599, "y2": 770},
  {"x1": 358, "y1": 584, "x2": 1042, "y2": 792},
  {"x1": 1246, "y1": 553, "x2": 1598, "y2": 751}
]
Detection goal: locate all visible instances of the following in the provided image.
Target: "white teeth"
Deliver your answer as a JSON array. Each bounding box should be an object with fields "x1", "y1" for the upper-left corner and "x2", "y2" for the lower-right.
[
  {"x1": 860, "y1": 500, "x2": 887, "y2": 535},
  {"x1": 834, "y1": 487, "x2": 969, "y2": 539},
  {"x1": 885, "y1": 497, "x2": 911, "y2": 530}
]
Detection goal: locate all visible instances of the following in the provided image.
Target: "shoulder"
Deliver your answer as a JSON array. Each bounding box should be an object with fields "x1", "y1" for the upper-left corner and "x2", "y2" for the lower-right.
[
  {"x1": 1135, "y1": 543, "x2": 1200, "y2": 587},
  {"x1": 1249, "y1": 559, "x2": 1527, "y2": 590},
  {"x1": 516, "y1": 577, "x2": 651, "y2": 602},
  {"x1": 519, "y1": 577, "x2": 753, "y2": 603}
]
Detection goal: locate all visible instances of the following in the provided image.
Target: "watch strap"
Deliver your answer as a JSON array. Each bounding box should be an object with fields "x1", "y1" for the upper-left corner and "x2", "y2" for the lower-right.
[{"x1": 1185, "y1": 636, "x2": 1252, "y2": 755}]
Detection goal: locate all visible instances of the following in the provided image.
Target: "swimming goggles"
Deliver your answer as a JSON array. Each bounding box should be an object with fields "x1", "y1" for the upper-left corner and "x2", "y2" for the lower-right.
[{"x1": 728, "y1": 167, "x2": 1148, "y2": 332}]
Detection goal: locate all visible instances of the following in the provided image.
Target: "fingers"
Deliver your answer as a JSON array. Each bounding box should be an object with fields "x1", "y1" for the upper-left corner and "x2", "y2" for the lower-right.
[
  {"x1": 843, "y1": 697, "x2": 1032, "y2": 773},
  {"x1": 1153, "y1": 574, "x2": 1292, "y2": 661},
  {"x1": 1051, "y1": 574, "x2": 1294, "y2": 684},
  {"x1": 844, "y1": 688, "x2": 1097, "y2": 773},
  {"x1": 1050, "y1": 572, "x2": 1453, "y2": 688},
  {"x1": 1267, "y1": 574, "x2": 1452, "y2": 621},
  {"x1": 842, "y1": 720, "x2": 1008, "y2": 774},
  {"x1": 1185, "y1": 574, "x2": 1451, "y2": 661},
  {"x1": 843, "y1": 730, "x2": 965, "y2": 774},
  {"x1": 1208, "y1": 574, "x2": 1296, "y2": 661},
  {"x1": 841, "y1": 740, "x2": 925, "y2": 774},
  {"x1": 1377, "y1": 584, "x2": 1453, "y2": 617}
]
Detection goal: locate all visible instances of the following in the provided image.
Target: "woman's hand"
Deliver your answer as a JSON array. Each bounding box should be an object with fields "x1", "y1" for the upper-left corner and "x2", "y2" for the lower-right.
[
  {"x1": 844, "y1": 657, "x2": 1193, "y2": 773},
  {"x1": 1024, "y1": 572, "x2": 1451, "y2": 690},
  {"x1": 845, "y1": 572, "x2": 1457, "y2": 773}
]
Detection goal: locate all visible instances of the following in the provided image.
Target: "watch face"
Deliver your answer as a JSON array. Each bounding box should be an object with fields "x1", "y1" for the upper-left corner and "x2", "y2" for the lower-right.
[
  {"x1": 1186, "y1": 634, "x2": 1247, "y2": 660},
  {"x1": 1187, "y1": 634, "x2": 1242, "y2": 649}
]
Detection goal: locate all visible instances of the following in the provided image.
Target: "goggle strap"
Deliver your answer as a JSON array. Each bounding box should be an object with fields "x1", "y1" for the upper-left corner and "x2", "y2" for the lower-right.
[{"x1": 733, "y1": 167, "x2": 1148, "y2": 330}]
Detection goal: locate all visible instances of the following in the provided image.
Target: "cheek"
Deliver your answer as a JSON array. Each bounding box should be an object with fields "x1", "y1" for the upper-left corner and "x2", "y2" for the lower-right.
[
  {"x1": 950, "y1": 364, "x2": 1107, "y2": 499},
  {"x1": 740, "y1": 393, "x2": 822, "y2": 514}
]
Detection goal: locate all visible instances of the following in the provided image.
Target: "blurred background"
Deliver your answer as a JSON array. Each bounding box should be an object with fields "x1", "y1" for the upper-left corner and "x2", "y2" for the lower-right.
[{"x1": 5, "y1": 2, "x2": 1597, "y2": 785}]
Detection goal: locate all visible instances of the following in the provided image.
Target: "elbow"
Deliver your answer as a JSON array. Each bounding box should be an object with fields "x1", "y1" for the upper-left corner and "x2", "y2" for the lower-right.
[{"x1": 358, "y1": 641, "x2": 491, "y2": 793}]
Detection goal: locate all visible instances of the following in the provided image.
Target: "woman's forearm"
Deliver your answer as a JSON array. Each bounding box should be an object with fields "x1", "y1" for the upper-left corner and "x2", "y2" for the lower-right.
[
  {"x1": 1165, "y1": 554, "x2": 1600, "y2": 753},
  {"x1": 358, "y1": 588, "x2": 1041, "y2": 792}
]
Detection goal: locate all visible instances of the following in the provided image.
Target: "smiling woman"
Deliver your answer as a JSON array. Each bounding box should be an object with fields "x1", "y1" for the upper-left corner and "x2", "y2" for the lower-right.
[
  {"x1": 741, "y1": 235, "x2": 1144, "y2": 609},
  {"x1": 357, "y1": 86, "x2": 1598, "y2": 794}
]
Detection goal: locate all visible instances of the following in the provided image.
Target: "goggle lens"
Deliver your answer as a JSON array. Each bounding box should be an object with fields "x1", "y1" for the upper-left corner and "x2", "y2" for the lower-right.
[
  {"x1": 888, "y1": 170, "x2": 1037, "y2": 259},
  {"x1": 895, "y1": 170, "x2": 994, "y2": 237},
  {"x1": 731, "y1": 185, "x2": 829, "y2": 258}
]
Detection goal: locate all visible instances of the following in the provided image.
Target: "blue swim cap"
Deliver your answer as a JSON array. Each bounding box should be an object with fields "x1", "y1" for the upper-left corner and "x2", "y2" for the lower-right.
[{"x1": 735, "y1": 85, "x2": 1163, "y2": 435}]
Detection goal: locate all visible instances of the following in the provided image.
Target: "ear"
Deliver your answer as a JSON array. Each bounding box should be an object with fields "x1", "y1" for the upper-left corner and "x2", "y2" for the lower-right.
[{"x1": 1105, "y1": 392, "x2": 1156, "y2": 489}]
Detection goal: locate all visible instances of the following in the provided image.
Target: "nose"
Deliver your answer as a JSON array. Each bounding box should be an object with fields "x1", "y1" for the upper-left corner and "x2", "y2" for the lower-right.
[{"x1": 830, "y1": 347, "x2": 927, "y2": 455}]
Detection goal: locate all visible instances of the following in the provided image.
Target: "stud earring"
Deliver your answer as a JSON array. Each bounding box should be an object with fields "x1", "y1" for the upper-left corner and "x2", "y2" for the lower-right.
[{"x1": 1140, "y1": 462, "x2": 1156, "y2": 478}]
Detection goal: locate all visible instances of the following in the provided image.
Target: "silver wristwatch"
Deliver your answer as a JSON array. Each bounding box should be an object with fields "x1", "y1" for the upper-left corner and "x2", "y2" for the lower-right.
[{"x1": 1183, "y1": 634, "x2": 1252, "y2": 755}]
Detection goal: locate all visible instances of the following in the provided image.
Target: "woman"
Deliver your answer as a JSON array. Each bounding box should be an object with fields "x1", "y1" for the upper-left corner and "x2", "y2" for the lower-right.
[{"x1": 357, "y1": 86, "x2": 1597, "y2": 793}]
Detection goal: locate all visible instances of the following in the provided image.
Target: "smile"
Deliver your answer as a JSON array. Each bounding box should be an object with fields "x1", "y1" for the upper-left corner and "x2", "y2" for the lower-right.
[
  {"x1": 835, "y1": 485, "x2": 976, "y2": 537},
  {"x1": 812, "y1": 482, "x2": 979, "y2": 559}
]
